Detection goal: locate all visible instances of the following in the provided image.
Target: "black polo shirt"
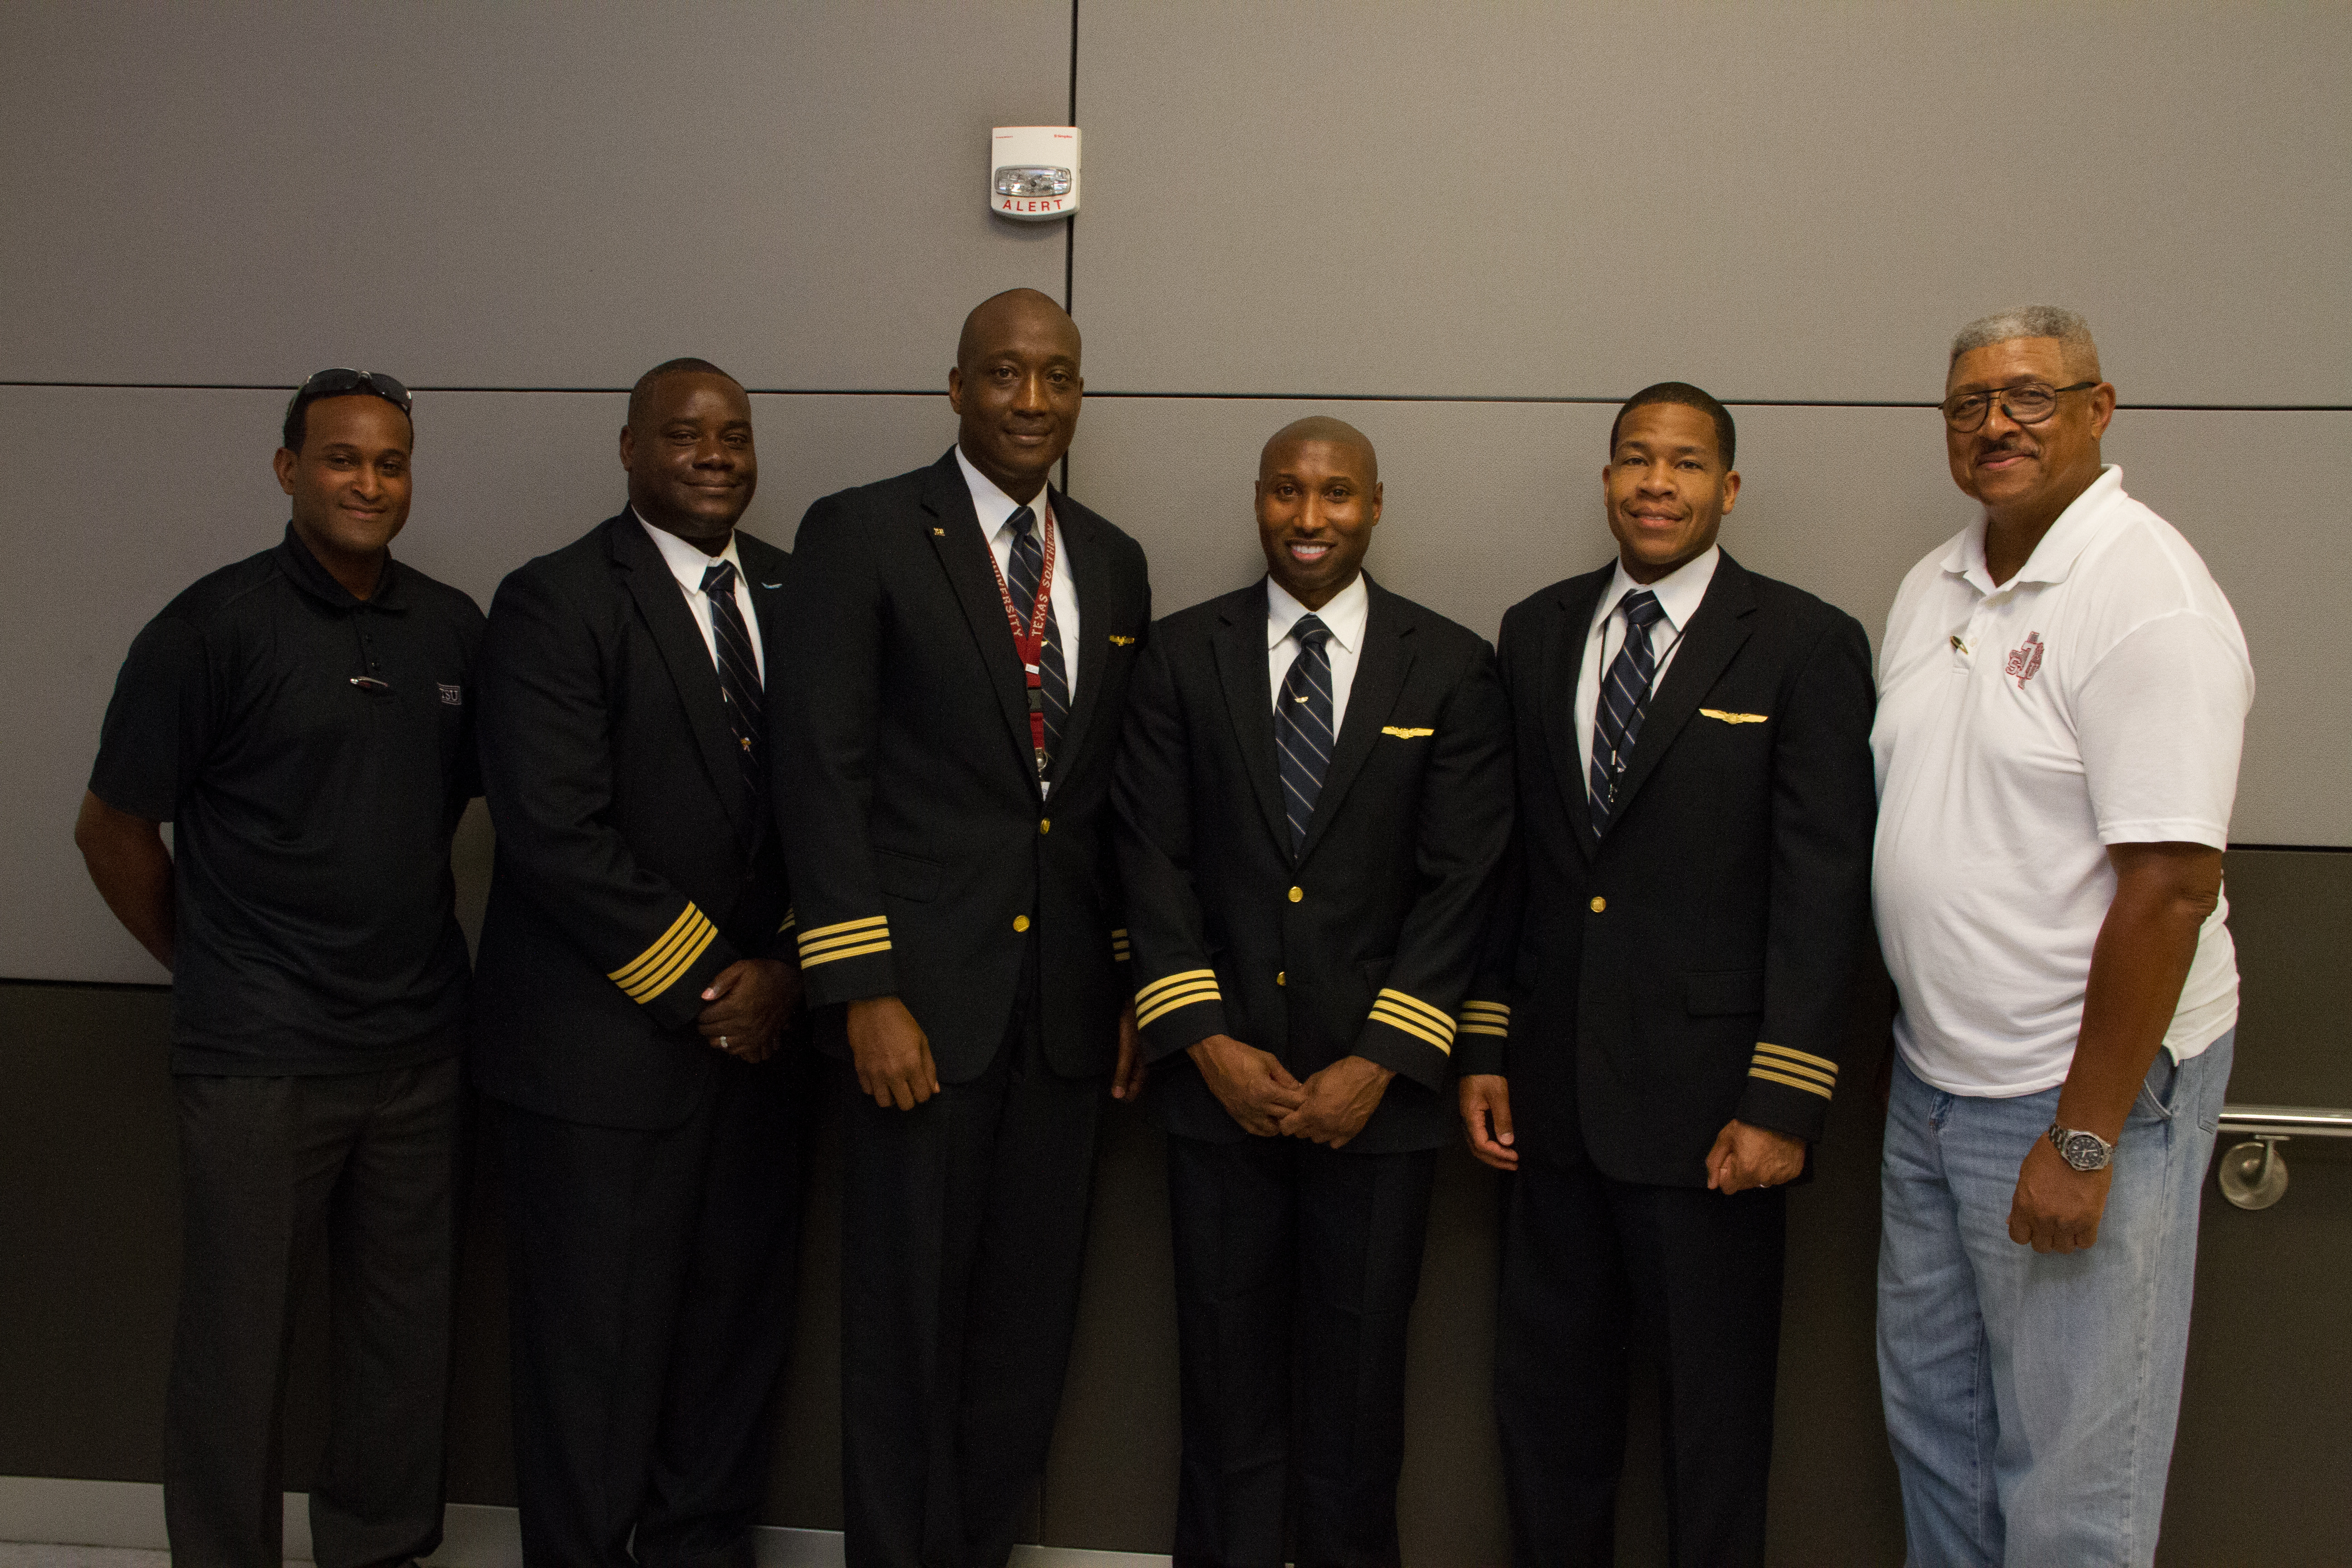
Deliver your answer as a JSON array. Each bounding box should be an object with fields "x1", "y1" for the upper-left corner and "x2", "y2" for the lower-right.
[{"x1": 90, "y1": 524, "x2": 487, "y2": 1075}]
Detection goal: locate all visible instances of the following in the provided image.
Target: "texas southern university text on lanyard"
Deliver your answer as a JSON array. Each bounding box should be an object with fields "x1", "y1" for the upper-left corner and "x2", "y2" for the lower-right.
[{"x1": 981, "y1": 506, "x2": 1057, "y2": 785}]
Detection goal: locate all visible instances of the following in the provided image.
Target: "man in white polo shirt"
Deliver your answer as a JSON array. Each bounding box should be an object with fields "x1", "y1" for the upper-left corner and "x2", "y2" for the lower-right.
[{"x1": 1872, "y1": 305, "x2": 2254, "y2": 1568}]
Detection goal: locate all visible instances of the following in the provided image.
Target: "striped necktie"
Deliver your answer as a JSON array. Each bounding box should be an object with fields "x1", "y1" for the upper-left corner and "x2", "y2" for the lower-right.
[
  {"x1": 1005, "y1": 504, "x2": 1068, "y2": 770},
  {"x1": 1588, "y1": 588, "x2": 1665, "y2": 835},
  {"x1": 701, "y1": 559, "x2": 765, "y2": 799},
  {"x1": 1275, "y1": 613, "x2": 1335, "y2": 857}
]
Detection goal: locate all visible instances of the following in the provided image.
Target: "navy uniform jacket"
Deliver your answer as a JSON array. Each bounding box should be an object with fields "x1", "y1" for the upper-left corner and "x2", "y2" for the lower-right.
[
  {"x1": 471, "y1": 512, "x2": 797, "y2": 1129},
  {"x1": 1114, "y1": 577, "x2": 1514, "y2": 1153},
  {"x1": 1461, "y1": 552, "x2": 1877, "y2": 1185},
  {"x1": 775, "y1": 451, "x2": 1152, "y2": 1081}
]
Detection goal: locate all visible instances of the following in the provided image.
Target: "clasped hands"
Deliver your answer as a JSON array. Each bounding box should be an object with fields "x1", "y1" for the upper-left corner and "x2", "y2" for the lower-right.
[
  {"x1": 696, "y1": 957, "x2": 801, "y2": 1063},
  {"x1": 1190, "y1": 1033, "x2": 1393, "y2": 1147}
]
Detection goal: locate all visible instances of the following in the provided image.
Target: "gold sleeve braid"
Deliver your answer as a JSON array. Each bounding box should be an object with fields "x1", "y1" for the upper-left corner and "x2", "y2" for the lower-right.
[
  {"x1": 1749, "y1": 1042, "x2": 1838, "y2": 1100},
  {"x1": 608, "y1": 903, "x2": 719, "y2": 1004},
  {"x1": 1369, "y1": 988, "x2": 1456, "y2": 1054},
  {"x1": 1136, "y1": 967, "x2": 1220, "y2": 1028},
  {"x1": 798, "y1": 915, "x2": 892, "y2": 969}
]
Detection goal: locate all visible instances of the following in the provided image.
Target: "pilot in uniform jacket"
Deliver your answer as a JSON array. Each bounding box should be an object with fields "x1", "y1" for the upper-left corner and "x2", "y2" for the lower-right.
[
  {"x1": 1115, "y1": 572, "x2": 1513, "y2": 1568},
  {"x1": 473, "y1": 510, "x2": 810, "y2": 1568},
  {"x1": 1462, "y1": 549, "x2": 1877, "y2": 1566},
  {"x1": 775, "y1": 448, "x2": 1151, "y2": 1568}
]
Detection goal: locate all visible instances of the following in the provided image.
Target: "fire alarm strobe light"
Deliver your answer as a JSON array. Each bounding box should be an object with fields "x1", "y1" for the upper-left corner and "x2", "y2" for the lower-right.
[{"x1": 992, "y1": 126, "x2": 1079, "y2": 221}]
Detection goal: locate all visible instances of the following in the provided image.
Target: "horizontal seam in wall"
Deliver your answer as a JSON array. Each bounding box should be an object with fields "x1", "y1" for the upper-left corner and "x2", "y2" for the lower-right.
[{"x1": 0, "y1": 382, "x2": 2346, "y2": 414}]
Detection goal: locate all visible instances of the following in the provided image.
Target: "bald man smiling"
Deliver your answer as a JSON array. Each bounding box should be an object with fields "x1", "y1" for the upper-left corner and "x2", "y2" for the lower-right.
[{"x1": 1113, "y1": 417, "x2": 1512, "y2": 1568}]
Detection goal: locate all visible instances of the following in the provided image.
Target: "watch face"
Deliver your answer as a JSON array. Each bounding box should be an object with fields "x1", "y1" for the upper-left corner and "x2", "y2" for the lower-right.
[{"x1": 2059, "y1": 1130, "x2": 2112, "y2": 1171}]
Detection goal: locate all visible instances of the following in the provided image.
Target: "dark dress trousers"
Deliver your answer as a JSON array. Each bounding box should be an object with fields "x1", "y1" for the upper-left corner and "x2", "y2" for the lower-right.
[
  {"x1": 1115, "y1": 578, "x2": 1513, "y2": 1568},
  {"x1": 1463, "y1": 553, "x2": 1877, "y2": 1568},
  {"x1": 474, "y1": 512, "x2": 812, "y2": 1568},
  {"x1": 774, "y1": 451, "x2": 1151, "y2": 1568}
]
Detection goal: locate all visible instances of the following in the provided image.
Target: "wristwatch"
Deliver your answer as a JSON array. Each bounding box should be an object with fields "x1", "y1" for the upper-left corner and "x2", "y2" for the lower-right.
[{"x1": 2047, "y1": 1121, "x2": 2116, "y2": 1173}]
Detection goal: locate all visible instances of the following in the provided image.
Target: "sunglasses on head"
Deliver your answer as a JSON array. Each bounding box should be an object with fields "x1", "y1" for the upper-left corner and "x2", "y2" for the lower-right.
[{"x1": 294, "y1": 367, "x2": 413, "y2": 414}]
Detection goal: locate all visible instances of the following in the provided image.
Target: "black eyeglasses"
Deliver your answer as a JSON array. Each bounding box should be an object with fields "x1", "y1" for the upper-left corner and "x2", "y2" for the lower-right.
[
  {"x1": 1941, "y1": 380, "x2": 2098, "y2": 433},
  {"x1": 294, "y1": 367, "x2": 412, "y2": 412}
]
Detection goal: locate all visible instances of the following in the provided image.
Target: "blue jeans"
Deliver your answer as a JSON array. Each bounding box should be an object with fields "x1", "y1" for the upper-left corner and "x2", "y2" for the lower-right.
[{"x1": 1877, "y1": 1029, "x2": 2232, "y2": 1568}]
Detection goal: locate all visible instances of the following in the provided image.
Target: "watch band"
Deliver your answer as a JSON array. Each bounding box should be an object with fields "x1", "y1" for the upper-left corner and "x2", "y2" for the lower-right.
[{"x1": 2047, "y1": 1120, "x2": 2116, "y2": 1172}]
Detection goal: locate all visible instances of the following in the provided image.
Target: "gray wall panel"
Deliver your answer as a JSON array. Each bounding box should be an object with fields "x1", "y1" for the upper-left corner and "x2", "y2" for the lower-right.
[
  {"x1": 1074, "y1": 1, "x2": 2351, "y2": 404},
  {"x1": 1065, "y1": 400, "x2": 2348, "y2": 847},
  {"x1": 0, "y1": 2, "x2": 1067, "y2": 388},
  {"x1": 0, "y1": 385, "x2": 960, "y2": 983}
]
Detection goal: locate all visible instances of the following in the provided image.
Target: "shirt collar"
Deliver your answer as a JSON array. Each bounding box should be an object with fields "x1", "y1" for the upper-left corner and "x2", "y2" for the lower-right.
[
  {"x1": 1266, "y1": 571, "x2": 1369, "y2": 655},
  {"x1": 1946, "y1": 465, "x2": 2127, "y2": 594},
  {"x1": 954, "y1": 444, "x2": 1054, "y2": 539},
  {"x1": 1597, "y1": 544, "x2": 1718, "y2": 634},
  {"x1": 276, "y1": 522, "x2": 400, "y2": 611},
  {"x1": 635, "y1": 508, "x2": 744, "y2": 593}
]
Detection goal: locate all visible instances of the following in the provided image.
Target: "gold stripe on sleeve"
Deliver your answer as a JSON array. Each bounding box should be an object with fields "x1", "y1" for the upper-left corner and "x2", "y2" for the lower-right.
[
  {"x1": 1369, "y1": 1001, "x2": 1455, "y2": 1054},
  {"x1": 1751, "y1": 1052, "x2": 1835, "y2": 1088},
  {"x1": 1374, "y1": 989, "x2": 1456, "y2": 1040},
  {"x1": 1749, "y1": 1065, "x2": 1834, "y2": 1100},
  {"x1": 1137, "y1": 980, "x2": 1221, "y2": 1029},
  {"x1": 800, "y1": 936, "x2": 892, "y2": 969},
  {"x1": 609, "y1": 905, "x2": 709, "y2": 994},
  {"x1": 1754, "y1": 1041, "x2": 1839, "y2": 1078},
  {"x1": 1458, "y1": 1000, "x2": 1510, "y2": 1034},
  {"x1": 612, "y1": 908, "x2": 720, "y2": 1003},
  {"x1": 799, "y1": 921, "x2": 894, "y2": 959},
  {"x1": 1136, "y1": 968, "x2": 1217, "y2": 1006}
]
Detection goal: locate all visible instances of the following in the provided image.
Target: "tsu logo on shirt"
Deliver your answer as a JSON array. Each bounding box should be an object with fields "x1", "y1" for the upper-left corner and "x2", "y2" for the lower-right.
[
  {"x1": 2004, "y1": 632, "x2": 2046, "y2": 691},
  {"x1": 438, "y1": 683, "x2": 463, "y2": 706}
]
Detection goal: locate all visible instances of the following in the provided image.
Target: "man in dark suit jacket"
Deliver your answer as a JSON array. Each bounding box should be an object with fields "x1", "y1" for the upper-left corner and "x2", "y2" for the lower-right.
[
  {"x1": 774, "y1": 290, "x2": 1152, "y2": 1568},
  {"x1": 1457, "y1": 384, "x2": 1877, "y2": 1568},
  {"x1": 1115, "y1": 417, "x2": 1513, "y2": 1568},
  {"x1": 474, "y1": 359, "x2": 809, "y2": 1568}
]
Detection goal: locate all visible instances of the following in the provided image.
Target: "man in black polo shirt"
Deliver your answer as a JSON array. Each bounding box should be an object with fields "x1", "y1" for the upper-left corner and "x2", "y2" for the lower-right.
[{"x1": 75, "y1": 368, "x2": 484, "y2": 1568}]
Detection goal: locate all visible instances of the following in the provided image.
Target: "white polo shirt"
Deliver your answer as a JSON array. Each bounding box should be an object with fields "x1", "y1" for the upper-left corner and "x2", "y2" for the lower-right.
[{"x1": 1871, "y1": 466, "x2": 2254, "y2": 1097}]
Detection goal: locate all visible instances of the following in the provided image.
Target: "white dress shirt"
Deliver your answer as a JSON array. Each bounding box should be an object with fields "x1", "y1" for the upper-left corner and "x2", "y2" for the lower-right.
[
  {"x1": 1574, "y1": 546, "x2": 1720, "y2": 781},
  {"x1": 1267, "y1": 571, "x2": 1370, "y2": 740},
  {"x1": 955, "y1": 445, "x2": 1082, "y2": 701},
  {"x1": 636, "y1": 512, "x2": 765, "y2": 684}
]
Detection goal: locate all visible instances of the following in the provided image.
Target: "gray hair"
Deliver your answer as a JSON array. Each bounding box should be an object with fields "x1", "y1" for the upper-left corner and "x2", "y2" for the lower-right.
[{"x1": 1949, "y1": 305, "x2": 2102, "y2": 378}]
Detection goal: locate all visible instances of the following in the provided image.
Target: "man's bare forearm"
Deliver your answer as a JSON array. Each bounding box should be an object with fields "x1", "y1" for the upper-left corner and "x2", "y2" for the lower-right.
[
  {"x1": 74, "y1": 790, "x2": 176, "y2": 970},
  {"x1": 2055, "y1": 842, "x2": 2222, "y2": 1141}
]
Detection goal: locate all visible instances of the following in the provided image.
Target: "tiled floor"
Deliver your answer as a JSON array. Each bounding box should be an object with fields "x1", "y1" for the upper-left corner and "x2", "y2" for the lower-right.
[{"x1": 0, "y1": 1551, "x2": 174, "y2": 1568}]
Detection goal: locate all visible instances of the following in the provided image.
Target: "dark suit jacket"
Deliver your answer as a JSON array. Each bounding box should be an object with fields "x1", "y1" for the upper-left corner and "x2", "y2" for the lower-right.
[
  {"x1": 471, "y1": 511, "x2": 796, "y2": 1130},
  {"x1": 1460, "y1": 552, "x2": 1877, "y2": 1186},
  {"x1": 775, "y1": 450, "x2": 1152, "y2": 1082},
  {"x1": 1114, "y1": 576, "x2": 1514, "y2": 1153}
]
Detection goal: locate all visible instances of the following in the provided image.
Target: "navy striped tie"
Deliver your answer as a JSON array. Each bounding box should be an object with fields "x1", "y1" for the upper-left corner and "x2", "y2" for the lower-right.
[
  {"x1": 1588, "y1": 588, "x2": 1665, "y2": 835},
  {"x1": 1275, "y1": 614, "x2": 1335, "y2": 857},
  {"x1": 1005, "y1": 505, "x2": 1068, "y2": 771},
  {"x1": 701, "y1": 559, "x2": 765, "y2": 799}
]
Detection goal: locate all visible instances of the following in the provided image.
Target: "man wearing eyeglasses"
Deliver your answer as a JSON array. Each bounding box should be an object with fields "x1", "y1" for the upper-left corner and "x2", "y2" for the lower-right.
[
  {"x1": 75, "y1": 369, "x2": 484, "y2": 1568},
  {"x1": 1873, "y1": 307, "x2": 2254, "y2": 1566}
]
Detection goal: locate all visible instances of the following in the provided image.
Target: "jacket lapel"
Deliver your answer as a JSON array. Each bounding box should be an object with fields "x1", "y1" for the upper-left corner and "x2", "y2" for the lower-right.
[
  {"x1": 1604, "y1": 554, "x2": 1758, "y2": 828},
  {"x1": 1299, "y1": 577, "x2": 1413, "y2": 865},
  {"x1": 1043, "y1": 486, "x2": 1111, "y2": 777},
  {"x1": 1210, "y1": 584, "x2": 1293, "y2": 853},
  {"x1": 1542, "y1": 568, "x2": 1611, "y2": 861},
  {"x1": 608, "y1": 514, "x2": 757, "y2": 848},
  {"x1": 919, "y1": 452, "x2": 1042, "y2": 795}
]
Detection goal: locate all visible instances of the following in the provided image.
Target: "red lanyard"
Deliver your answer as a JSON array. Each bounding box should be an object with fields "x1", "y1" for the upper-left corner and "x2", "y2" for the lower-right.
[{"x1": 980, "y1": 506, "x2": 1057, "y2": 776}]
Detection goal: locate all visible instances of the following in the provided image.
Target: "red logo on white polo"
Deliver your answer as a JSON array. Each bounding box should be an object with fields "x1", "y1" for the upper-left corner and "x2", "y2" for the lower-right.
[{"x1": 2004, "y1": 632, "x2": 2045, "y2": 690}]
